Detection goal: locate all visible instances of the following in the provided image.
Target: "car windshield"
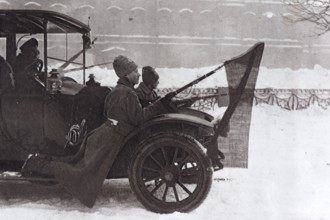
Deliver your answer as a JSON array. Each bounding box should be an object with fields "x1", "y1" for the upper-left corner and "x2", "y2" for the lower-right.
[{"x1": 46, "y1": 33, "x2": 85, "y2": 73}]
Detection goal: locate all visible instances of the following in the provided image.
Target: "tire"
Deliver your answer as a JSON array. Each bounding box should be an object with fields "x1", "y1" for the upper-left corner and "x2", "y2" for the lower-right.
[{"x1": 128, "y1": 133, "x2": 213, "y2": 213}]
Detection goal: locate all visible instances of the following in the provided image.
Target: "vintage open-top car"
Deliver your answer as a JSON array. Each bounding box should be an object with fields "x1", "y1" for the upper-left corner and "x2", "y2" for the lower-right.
[{"x1": 0, "y1": 10, "x2": 264, "y2": 213}]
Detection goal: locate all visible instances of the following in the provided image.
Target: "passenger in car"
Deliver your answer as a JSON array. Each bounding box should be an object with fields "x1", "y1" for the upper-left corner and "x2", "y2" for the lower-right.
[
  {"x1": 0, "y1": 55, "x2": 15, "y2": 94},
  {"x1": 22, "y1": 55, "x2": 173, "y2": 208}
]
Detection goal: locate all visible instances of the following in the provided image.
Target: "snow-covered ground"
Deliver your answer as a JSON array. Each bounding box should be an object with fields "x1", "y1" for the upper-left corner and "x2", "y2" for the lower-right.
[
  {"x1": 1, "y1": 65, "x2": 330, "y2": 219},
  {"x1": 1, "y1": 104, "x2": 330, "y2": 220}
]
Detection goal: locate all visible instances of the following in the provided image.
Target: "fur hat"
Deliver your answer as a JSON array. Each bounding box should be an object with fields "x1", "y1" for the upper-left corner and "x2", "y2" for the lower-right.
[
  {"x1": 142, "y1": 66, "x2": 159, "y2": 85},
  {"x1": 113, "y1": 55, "x2": 138, "y2": 78},
  {"x1": 20, "y1": 38, "x2": 38, "y2": 52}
]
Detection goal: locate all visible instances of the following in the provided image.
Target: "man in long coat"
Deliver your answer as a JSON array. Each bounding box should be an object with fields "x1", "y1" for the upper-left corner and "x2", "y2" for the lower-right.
[{"x1": 24, "y1": 55, "x2": 170, "y2": 207}]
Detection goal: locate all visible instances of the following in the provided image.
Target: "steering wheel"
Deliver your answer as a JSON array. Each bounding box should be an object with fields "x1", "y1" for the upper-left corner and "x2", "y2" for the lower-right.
[{"x1": 24, "y1": 59, "x2": 44, "y2": 87}]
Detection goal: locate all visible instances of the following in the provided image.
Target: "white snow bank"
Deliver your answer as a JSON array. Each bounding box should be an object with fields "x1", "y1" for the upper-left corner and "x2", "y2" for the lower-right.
[{"x1": 62, "y1": 64, "x2": 330, "y2": 89}]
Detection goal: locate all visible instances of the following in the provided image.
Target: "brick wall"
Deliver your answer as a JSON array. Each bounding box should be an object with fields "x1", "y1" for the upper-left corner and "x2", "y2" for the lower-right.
[{"x1": 1, "y1": 0, "x2": 329, "y2": 69}]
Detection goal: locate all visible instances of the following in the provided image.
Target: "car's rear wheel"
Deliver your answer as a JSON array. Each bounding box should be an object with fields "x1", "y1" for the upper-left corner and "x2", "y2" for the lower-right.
[{"x1": 128, "y1": 133, "x2": 213, "y2": 213}]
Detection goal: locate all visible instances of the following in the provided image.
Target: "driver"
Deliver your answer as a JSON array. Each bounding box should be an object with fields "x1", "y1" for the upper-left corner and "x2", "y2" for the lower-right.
[{"x1": 14, "y1": 38, "x2": 43, "y2": 92}]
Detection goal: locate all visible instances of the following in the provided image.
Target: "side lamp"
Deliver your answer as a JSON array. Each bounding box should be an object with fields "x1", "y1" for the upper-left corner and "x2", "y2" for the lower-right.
[{"x1": 46, "y1": 68, "x2": 62, "y2": 94}]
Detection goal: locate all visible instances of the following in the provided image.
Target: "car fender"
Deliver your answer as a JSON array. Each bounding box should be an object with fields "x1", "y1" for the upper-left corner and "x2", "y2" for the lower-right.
[
  {"x1": 126, "y1": 113, "x2": 215, "y2": 143},
  {"x1": 109, "y1": 113, "x2": 215, "y2": 178}
]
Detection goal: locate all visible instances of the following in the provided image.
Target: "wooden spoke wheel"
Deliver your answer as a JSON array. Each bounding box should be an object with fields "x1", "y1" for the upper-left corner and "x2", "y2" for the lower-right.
[{"x1": 129, "y1": 133, "x2": 213, "y2": 213}]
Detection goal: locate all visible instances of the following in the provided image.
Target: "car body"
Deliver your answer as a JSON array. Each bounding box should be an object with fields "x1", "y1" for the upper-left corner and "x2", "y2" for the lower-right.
[{"x1": 0, "y1": 9, "x2": 263, "y2": 213}]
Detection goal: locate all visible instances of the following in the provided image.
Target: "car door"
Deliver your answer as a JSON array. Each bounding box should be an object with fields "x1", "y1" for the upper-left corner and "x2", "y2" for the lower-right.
[{"x1": 1, "y1": 91, "x2": 44, "y2": 160}]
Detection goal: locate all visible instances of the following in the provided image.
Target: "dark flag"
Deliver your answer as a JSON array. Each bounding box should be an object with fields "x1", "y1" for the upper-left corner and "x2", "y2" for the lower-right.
[{"x1": 208, "y1": 42, "x2": 265, "y2": 168}]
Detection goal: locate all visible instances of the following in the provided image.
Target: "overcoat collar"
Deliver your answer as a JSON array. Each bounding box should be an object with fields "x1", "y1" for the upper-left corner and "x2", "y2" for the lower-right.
[
  {"x1": 138, "y1": 82, "x2": 153, "y2": 95},
  {"x1": 117, "y1": 77, "x2": 135, "y2": 90}
]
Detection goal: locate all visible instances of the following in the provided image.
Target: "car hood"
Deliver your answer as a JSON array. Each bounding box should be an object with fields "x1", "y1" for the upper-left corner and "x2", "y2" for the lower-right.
[
  {"x1": 153, "y1": 113, "x2": 214, "y2": 128},
  {"x1": 60, "y1": 81, "x2": 85, "y2": 95}
]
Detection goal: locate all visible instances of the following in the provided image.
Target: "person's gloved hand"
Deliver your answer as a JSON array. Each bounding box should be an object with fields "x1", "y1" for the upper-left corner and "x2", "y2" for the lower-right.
[
  {"x1": 182, "y1": 98, "x2": 195, "y2": 107},
  {"x1": 159, "y1": 91, "x2": 176, "y2": 105}
]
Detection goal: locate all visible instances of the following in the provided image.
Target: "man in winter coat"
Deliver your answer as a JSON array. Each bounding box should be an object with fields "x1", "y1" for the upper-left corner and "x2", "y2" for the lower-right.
[
  {"x1": 135, "y1": 66, "x2": 160, "y2": 107},
  {"x1": 23, "y1": 55, "x2": 171, "y2": 208},
  {"x1": 136, "y1": 66, "x2": 194, "y2": 109}
]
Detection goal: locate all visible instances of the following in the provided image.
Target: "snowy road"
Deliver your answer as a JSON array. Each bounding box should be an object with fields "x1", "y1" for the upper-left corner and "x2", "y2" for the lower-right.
[{"x1": 1, "y1": 104, "x2": 330, "y2": 220}]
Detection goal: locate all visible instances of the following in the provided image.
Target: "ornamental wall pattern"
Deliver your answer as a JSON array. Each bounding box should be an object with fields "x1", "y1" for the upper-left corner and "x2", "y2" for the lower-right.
[{"x1": 157, "y1": 88, "x2": 330, "y2": 111}]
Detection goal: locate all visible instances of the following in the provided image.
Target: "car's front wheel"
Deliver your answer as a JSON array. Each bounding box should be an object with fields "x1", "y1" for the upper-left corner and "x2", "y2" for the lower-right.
[{"x1": 128, "y1": 133, "x2": 213, "y2": 213}]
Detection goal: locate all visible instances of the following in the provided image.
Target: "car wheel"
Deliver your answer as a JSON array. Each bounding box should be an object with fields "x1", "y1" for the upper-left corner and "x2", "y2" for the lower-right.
[{"x1": 128, "y1": 133, "x2": 213, "y2": 213}]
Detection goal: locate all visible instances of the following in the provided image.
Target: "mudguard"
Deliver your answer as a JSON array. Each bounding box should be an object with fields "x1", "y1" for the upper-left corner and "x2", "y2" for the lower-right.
[{"x1": 108, "y1": 113, "x2": 215, "y2": 178}]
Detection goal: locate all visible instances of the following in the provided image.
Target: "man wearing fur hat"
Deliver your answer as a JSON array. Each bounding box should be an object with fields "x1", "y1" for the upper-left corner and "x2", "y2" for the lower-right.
[
  {"x1": 136, "y1": 66, "x2": 194, "y2": 109},
  {"x1": 22, "y1": 55, "x2": 171, "y2": 208},
  {"x1": 136, "y1": 66, "x2": 161, "y2": 107}
]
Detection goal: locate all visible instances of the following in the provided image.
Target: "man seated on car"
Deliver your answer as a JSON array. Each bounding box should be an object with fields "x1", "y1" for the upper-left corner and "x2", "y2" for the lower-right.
[
  {"x1": 22, "y1": 55, "x2": 175, "y2": 208},
  {"x1": 135, "y1": 66, "x2": 161, "y2": 107},
  {"x1": 14, "y1": 38, "x2": 43, "y2": 92},
  {"x1": 136, "y1": 66, "x2": 194, "y2": 109}
]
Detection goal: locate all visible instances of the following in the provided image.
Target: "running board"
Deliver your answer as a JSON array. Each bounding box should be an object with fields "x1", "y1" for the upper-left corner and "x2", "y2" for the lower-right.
[{"x1": 0, "y1": 171, "x2": 56, "y2": 183}]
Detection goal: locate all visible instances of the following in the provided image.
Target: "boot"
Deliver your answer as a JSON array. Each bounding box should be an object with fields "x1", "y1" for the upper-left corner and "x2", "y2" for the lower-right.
[{"x1": 21, "y1": 153, "x2": 53, "y2": 177}]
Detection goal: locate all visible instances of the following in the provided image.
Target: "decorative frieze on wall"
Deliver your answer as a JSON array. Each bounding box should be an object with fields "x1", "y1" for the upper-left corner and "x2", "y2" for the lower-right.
[
  {"x1": 157, "y1": 88, "x2": 330, "y2": 111},
  {"x1": 254, "y1": 89, "x2": 330, "y2": 110}
]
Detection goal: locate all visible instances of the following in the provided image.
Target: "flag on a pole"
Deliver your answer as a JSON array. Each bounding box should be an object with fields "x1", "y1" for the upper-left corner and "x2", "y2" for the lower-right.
[{"x1": 209, "y1": 42, "x2": 265, "y2": 168}]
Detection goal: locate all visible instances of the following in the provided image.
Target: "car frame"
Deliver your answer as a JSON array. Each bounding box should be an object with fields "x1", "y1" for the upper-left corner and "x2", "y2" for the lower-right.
[{"x1": 0, "y1": 9, "x2": 263, "y2": 213}]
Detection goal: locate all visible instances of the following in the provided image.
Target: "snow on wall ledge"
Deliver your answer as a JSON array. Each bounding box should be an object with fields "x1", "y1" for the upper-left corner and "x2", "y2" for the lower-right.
[{"x1": 65, "y1": 64, "x2": 330, "y2": 89}]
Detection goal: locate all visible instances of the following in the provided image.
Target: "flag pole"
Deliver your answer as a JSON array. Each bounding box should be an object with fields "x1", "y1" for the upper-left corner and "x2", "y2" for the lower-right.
[{"x1": 169, "y1": 63, "x2": 226, "y2": 98}]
